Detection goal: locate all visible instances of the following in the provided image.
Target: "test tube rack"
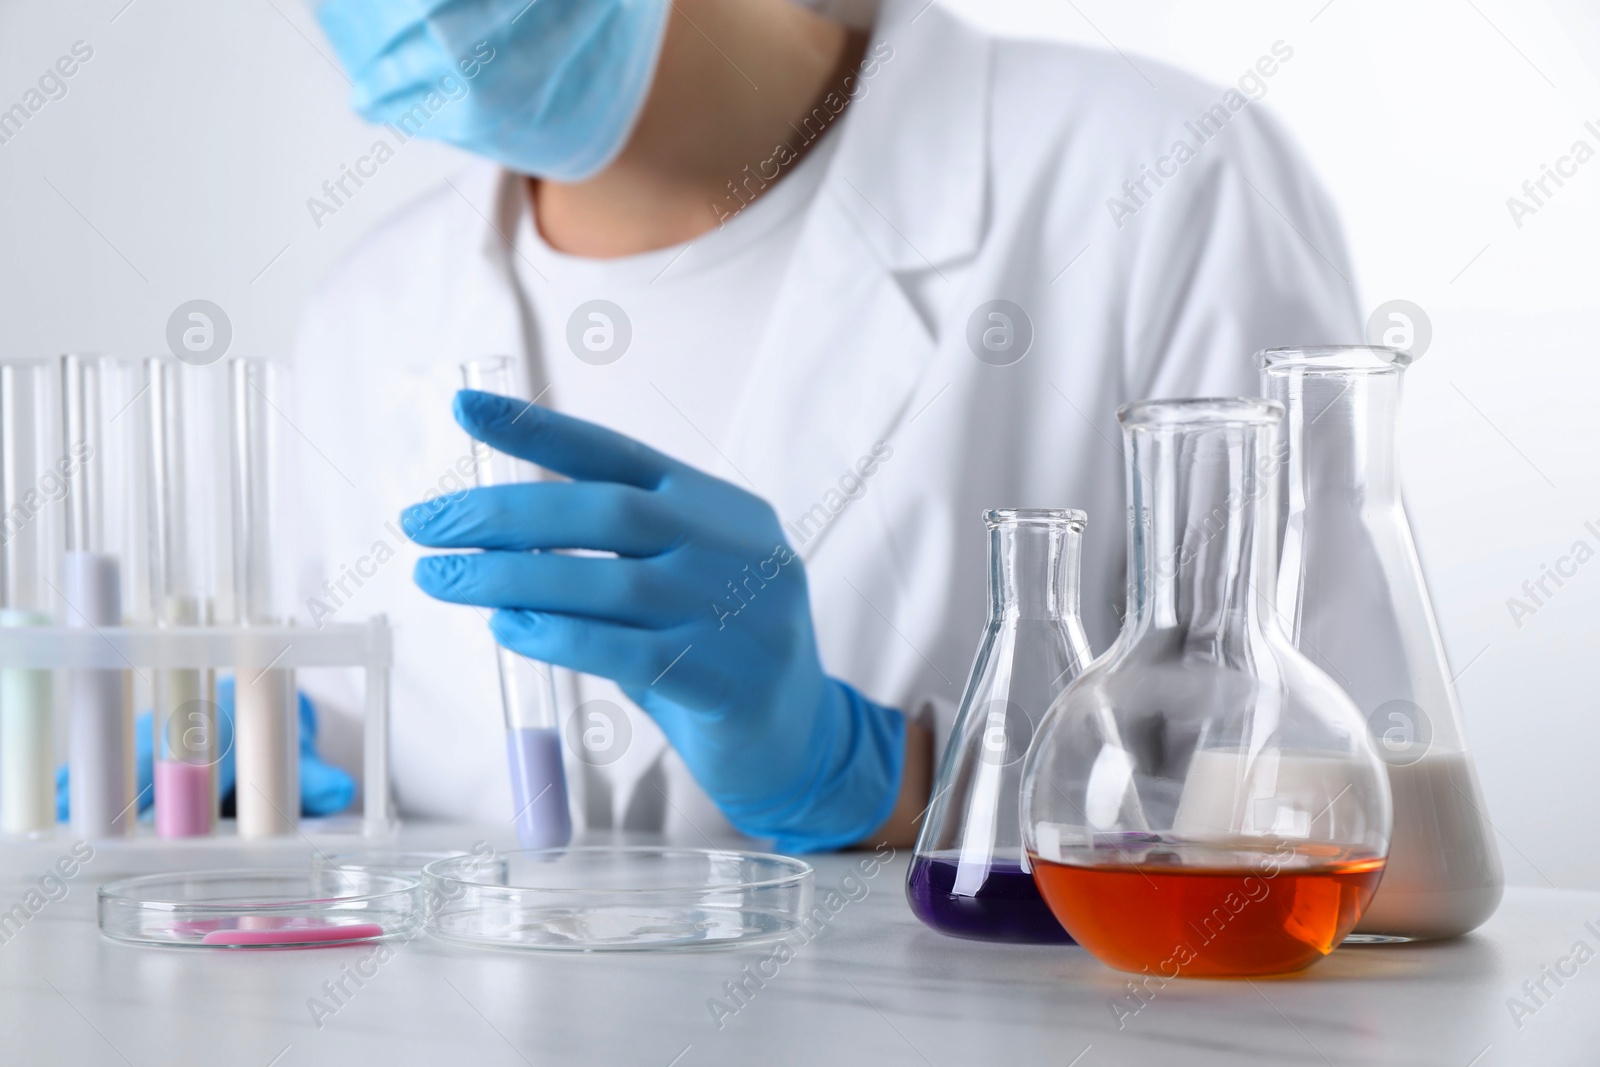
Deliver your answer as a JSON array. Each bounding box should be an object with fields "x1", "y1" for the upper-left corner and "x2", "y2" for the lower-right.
[{"x1": 0, "y1": 616, "x2": 394, "y2": 838}]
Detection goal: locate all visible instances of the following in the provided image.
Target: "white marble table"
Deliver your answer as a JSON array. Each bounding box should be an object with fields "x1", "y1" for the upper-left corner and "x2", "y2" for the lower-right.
[{"x1": 0, "y1": 824, "x2": 1595, "y2": 1066}]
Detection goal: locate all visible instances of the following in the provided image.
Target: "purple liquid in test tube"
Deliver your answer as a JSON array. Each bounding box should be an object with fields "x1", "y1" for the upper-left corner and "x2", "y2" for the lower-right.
[
  {"x1": 462, "y1": 358, "x2": 572, "y2": 849},
  {"x1": 507, "y1": 726, "x2": 571, "y2": 848}
]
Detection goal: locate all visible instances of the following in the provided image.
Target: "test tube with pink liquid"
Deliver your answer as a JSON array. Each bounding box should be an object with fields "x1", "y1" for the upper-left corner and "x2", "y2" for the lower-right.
[
  {"x1": 460, "y1": 357, "x2": 572, "y2": 849},
  {"x1": 146, "y1": 357, "x2": 217, "y2": 838}
]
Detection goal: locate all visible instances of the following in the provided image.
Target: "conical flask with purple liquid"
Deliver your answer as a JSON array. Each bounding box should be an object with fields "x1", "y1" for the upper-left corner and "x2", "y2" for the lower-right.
[{"x1": 907, "y1": 509, "x2": 1093, "y2": 943}]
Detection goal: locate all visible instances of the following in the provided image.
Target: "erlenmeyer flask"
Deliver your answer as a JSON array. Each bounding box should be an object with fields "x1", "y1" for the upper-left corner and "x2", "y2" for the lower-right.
[
  {"x1": 907, "y1": 509, "x2": 1093, "y2": 943},
  {"x1": 1020, "y1": 399, "x2": 1392, "y2": 977},
  {"x1": 1259, "y1": 345, "x2": 1503, "y2": 941}
]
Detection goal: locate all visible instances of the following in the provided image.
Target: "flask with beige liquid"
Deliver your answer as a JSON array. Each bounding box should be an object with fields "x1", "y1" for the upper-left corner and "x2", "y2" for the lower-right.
[{"x1": 1259, "y1": 345, "x2": 1503, "y2": 941}]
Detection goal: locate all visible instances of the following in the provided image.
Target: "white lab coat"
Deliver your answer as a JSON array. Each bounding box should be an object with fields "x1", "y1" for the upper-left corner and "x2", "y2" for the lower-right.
[{"x1": 291, "y1": 0, "x2": 1362, "y2": 837}]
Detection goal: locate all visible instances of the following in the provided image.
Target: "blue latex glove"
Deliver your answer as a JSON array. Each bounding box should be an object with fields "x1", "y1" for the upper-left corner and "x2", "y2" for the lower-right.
[
  {"x1": 402, "y1": 390, "x2": 906, "y2": 853},
  {"x1": 56, "y1": 677, "x2": 356, "y2": 823}
]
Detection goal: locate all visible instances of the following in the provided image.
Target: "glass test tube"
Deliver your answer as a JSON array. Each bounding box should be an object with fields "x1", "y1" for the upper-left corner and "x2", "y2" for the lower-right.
[
  {"x1": 61, "y1": 354, "x2": 136, "y2": 838},
  {"x1": 461, "y1": 357, "x2": 571, "y2": 849},
  {"x1": 229, "y1": 358, "x2": 298, "y2": 837},
  {"x1": 147, "y1": 358, "x2": 216, "y2": 837},
  {"x1": 1, "y1": 360, "x2": 58, "y2": 835}
]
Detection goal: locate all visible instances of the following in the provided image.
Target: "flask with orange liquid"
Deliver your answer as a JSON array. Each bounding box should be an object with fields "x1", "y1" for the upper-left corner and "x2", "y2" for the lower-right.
[{"x1": 1019, "y1": 398, "x2": 1392, "y2": 978}]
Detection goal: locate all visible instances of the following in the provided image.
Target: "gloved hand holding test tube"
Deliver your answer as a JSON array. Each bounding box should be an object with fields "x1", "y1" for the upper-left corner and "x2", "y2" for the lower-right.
[
  {"x1": 402, "y1": 383, "x2": 908, "y2": 855},
  {"x1": 457, "y1": 357, "x2": 572, "y2": 850}
]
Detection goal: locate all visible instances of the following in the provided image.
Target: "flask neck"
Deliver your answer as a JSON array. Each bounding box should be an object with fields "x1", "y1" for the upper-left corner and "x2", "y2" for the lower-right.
[
  {"x1": 1265, "y1": 366, "x2": 1404, "y2": 499},
  {"x1": 987, "y1": 515, "x2": 1082, "y2": 622},
  {"x1": 1124, "y1": 422, "x2": 1277, "y2": 639}
]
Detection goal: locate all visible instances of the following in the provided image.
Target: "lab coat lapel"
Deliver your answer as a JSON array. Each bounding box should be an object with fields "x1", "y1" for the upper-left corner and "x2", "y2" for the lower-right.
[
  {"x1": 720, "y1": 0, "x2": 990, "y2": 558},
  {"x1": 720, "y1": 201, "x2": 931, "y2": 561}
]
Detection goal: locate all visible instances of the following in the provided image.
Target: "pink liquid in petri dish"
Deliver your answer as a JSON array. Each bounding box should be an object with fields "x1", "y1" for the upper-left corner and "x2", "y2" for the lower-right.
[
  {"x1": 200, "y1": 920, "x2": 385, "y2": 946},
  {"x1": 154, "y1": 760, "x2": 214, "y2": 838}
]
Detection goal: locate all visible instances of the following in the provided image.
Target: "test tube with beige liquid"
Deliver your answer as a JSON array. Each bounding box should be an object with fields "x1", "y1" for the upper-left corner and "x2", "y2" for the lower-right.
[
  {"x1": 229, "y1": 358, "x2": 298, "y2": 837},
  {"x1": 61, "y1": 354, "x2": 137, "y2": 839},
  {"x1": 0, "y1": 360, "x2": 59, "y2": 837},
  {"x1": 147, "y1": 358, "x2": 217, "y2": 837}
]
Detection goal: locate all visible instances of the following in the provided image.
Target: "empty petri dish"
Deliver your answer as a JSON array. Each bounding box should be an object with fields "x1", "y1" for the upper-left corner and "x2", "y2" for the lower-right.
[
  {"x1": 424, "y1": 846, "x2": 814, "y2": 952},
  {"x1": 98, "y1": 869, "x2": 423, "y2": 949}
]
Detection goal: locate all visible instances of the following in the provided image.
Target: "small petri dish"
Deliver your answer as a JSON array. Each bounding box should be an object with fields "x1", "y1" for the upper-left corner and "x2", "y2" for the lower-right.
[
  {"x1": 98, "y1": 869, "x2": 423, "y2": 949},
  {"x1": 424, "y1": 846, "x2": 814, "y2": 952}
]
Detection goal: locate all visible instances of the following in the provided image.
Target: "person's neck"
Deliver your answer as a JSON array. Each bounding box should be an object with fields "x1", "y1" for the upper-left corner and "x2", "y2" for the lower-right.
[{"x1": 531, "y1": 0, "x2": 867, "y2": 258}]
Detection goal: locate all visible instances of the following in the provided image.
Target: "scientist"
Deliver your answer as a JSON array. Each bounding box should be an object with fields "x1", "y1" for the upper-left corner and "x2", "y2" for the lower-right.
[{"x1": 291, "y1": 0, "x2": 1361, "y2": 849}]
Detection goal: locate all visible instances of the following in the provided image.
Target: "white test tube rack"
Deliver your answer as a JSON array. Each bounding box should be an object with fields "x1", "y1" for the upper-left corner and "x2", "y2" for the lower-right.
[{"x1": 0, "y1": 617, "x2": 394, "y2": 838}]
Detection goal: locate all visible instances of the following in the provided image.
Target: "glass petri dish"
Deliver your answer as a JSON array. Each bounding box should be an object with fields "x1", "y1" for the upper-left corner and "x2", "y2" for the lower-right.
[
  {"x1": 311, "y1": 848, "x2": 510, "y2": 883},
  {"x1": 98, "y1": 869, "x2": 423, "y2": 949},
  {"x1": 424, "y1": 846, "x2": 814, "y2": 952}
]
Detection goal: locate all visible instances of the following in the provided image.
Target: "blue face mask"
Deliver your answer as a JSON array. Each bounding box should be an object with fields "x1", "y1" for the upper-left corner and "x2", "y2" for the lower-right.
[{"x1": 317, "y1": 0, "x2": 672, "y2": 182}]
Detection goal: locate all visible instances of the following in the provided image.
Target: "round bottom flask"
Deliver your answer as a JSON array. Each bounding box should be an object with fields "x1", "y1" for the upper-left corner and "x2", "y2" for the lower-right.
[{"x1": 1020, "y1": 400, "x2": 1392, "y2": 977}]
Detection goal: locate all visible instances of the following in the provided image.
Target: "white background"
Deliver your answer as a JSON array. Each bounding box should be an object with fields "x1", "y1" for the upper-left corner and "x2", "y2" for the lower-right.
[{"x1": 1, "y1": 0, "x2": 1595, "y2": 886}]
